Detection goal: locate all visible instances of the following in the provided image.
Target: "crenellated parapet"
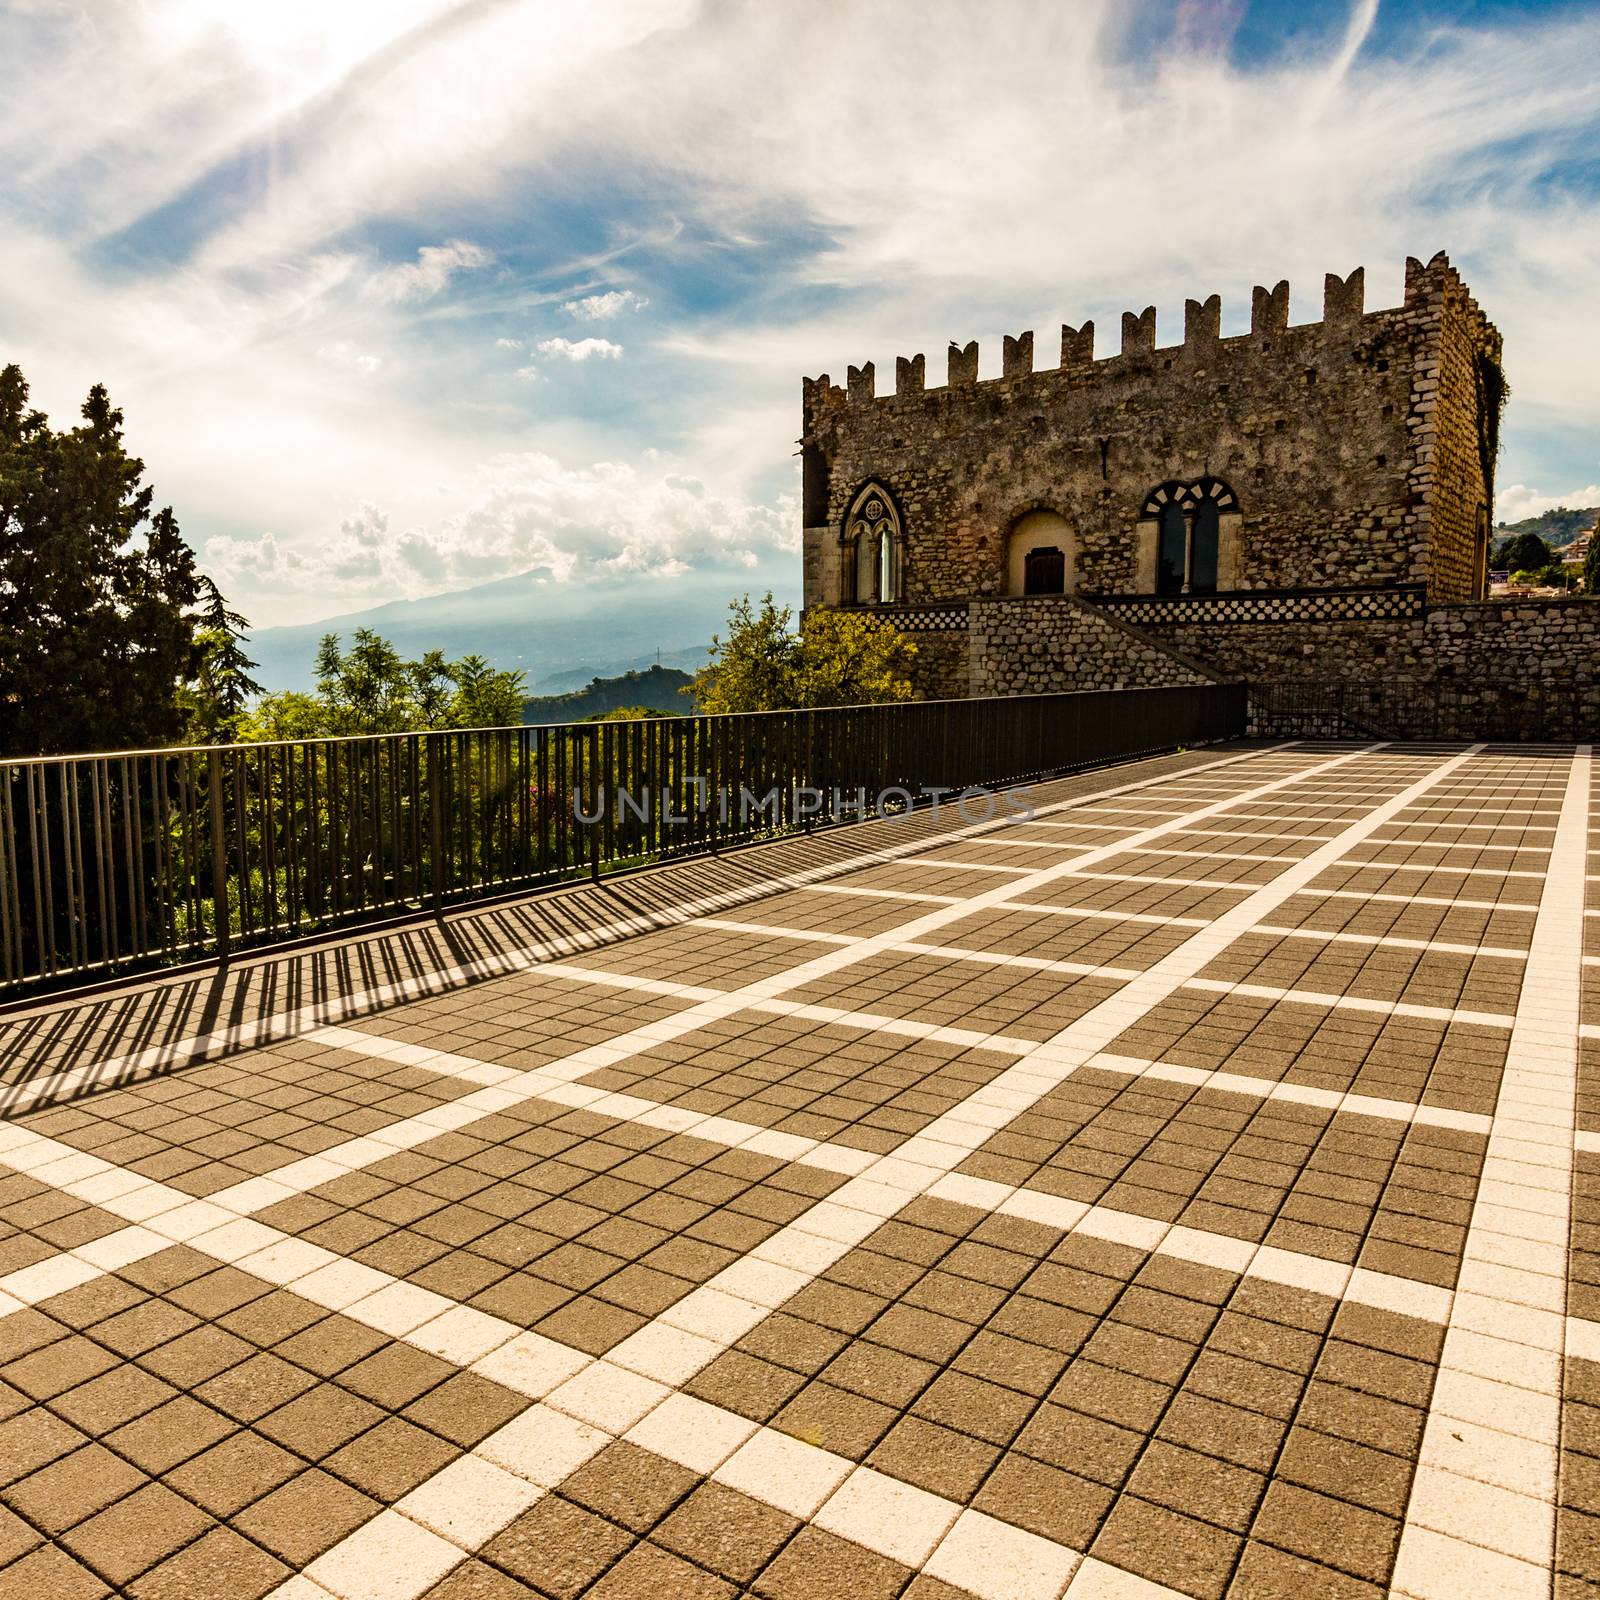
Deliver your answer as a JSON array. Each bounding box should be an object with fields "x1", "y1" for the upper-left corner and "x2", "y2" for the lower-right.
[
  {"x1": 1251, "y1": 280, "x2": 1289, "y2": 336},
  {"x1": 801, "y1": 254, "x2": 1487, "y2": 417},
  {"x1": 948, "y1": 340, "x2": 979, "y2": 386},
  {"x1": 1121, "y1": 306, "x2": 1156, "y2": 356},
  {"x1": 1404, "y1": 250, "x2": 1500, "y2": 356},
  {"x1": 1184, "y1": 294, "x2": 1221, "y2": 347},
  {"x1": 1060, "y1": 321, "x2": 1094, "y2": 368}
]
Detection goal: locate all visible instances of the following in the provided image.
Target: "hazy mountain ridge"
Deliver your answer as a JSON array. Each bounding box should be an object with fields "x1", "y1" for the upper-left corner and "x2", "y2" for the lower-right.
[{"x1": 245, "y1": 561, "x2": 796, "y2": 694}]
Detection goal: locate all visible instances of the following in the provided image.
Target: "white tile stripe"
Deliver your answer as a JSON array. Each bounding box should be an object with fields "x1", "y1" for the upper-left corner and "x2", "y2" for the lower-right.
[
  {"x1": 263, "y1": 747, "x2": 1506, "y2": 1600},
  {"x1": 973, "y1": 840, "x2": 1310, "y2": 865},
  {"x1": 1033, "y1": 872, "x2": 1540, "y2": 914},
  {"x1": 926, "y1": 1170, "x2": 1455, "y2": 1325},
  {"x1": 1389, "y1": 745, "x2": 1592, "y2": 1600},
  {"x1": 1308, "y1": 887, "x2": 1540, "y2": 913},
  {"x1": 1338, "y1": 862, "x2": 1553, "y2": 879},
  {"x1": 690, "y1": 915, "x2": 1144, "y2": 983},
  {"x1": 1251, "y1": 925, "x2": 1528, "y2": 959},
  {"x1": 910, "y1": 858, "x2": 1037, "y2": 875},
  {"x1": 0, "y1": 743, "x2": 1281, "y2": 1119},
  {"x1": 1024, "y1": 870, "x2": 1280, "y2": 893},
  {"x1": 1180, "y1": 976, "x2": 1513, "y2": 1029},
  {"x1": 1081, "y1": 1049, "x2": 1493, "y2": 1135}
]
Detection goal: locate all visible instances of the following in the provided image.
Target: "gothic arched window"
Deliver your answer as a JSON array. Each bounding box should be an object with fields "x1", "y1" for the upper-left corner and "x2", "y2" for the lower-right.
[
  {"x1": 1157, "y1": 499, "x2": 1187, "y2": 596},
  {"x1": 843, "y1": 482, "x2": 902, "y2": 604},
  {"x1": 1141, "y1": 478, "x2": 1239, "y2": 595}
]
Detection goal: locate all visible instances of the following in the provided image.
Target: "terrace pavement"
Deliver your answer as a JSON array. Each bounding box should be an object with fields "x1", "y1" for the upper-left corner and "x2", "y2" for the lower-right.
[{"x1": 0, "y1": 738, "x2": 1594, "y2": 1600}]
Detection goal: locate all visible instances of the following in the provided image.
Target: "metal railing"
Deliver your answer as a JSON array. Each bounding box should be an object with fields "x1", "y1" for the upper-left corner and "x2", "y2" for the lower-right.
[{"x1": 0, "y1": 684, "x2": 1245, "y2": 996}]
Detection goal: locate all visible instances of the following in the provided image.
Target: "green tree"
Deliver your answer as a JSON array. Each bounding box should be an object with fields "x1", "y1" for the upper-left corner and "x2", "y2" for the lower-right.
[
  {"x1": 240, "y1": 632, "x2": 527, "y2": 738},
  {"x1": 409, "y1": 649, "x2": 457, "y2": 728},
  {"x1": 791, "y1": 607, "x2": 918, "y2": 707},
  {"x1": 687, "y1": 594, "x2": 917, "y2": 713},
  {"x1": 182, "y1": 576, "x2": 264, "y2": 743},
  {"x1": 1584, "y1": 535, "x2": 1600, "y2": 597},
  {"x1": 586, "y1": 706, "x2": 677, "y2": 722},
  {"x1": 0, "y1": 364, "x2": 234, "y2": 756},
  {"x1": 1502, "y1": 531, "x2": 1553, "y2": 574},
  {"x1": 448, "y1": 654, "x2": 526, "y2": 728},
  {"x1": 687, "y1": 594, "x2": 798, "y2": 713},
  {"x1": 313, "y1": 629, "x2": 414, "y2": 733},
  {"x1": 236, "y1": 691, "x2": 327, "y2": 743}
]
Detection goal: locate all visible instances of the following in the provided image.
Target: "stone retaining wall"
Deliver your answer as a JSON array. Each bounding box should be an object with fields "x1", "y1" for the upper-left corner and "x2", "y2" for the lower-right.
[{"x1": 968, "y1": 596, "x2": 1215, "y2": 697}]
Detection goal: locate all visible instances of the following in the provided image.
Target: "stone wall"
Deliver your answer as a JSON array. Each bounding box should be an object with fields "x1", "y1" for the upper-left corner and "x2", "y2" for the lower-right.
[
  {"x1": 1133, "y1": 596, "x2": 1600, "y2": 738},
  {"x1": 1427, "y1": 598, "x2": 1600, "y2": 684},
  {"x1": 968, "y1": 597, "x2": 1216, "y2": 698},
  {"x1": 1139, "y1": 597, "x2": 1600, "y2": 688},
  {"x1": 801, "y1": 253, "x2": 1499, "y2": 611},
  {"x1": 897, "y1": 621, "x2": 972, "y2": 700},
  {"x1": 1422, "y1": 267, "x2": 1502, "y2": 603}
]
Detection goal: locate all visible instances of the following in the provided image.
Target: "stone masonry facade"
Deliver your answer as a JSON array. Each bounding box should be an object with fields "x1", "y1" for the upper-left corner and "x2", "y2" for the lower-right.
[
  {"x1": 796, "y1": 253, "x2": 1600, "y2": 736},
  {"x1": 801, "y1": 252, "x2": 1502, "y2": 621}
]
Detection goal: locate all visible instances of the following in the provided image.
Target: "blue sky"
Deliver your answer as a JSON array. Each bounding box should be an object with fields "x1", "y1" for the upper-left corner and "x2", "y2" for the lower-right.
[{"x1": 2, "y1": 0, "x2": 1598, "y2": 627}]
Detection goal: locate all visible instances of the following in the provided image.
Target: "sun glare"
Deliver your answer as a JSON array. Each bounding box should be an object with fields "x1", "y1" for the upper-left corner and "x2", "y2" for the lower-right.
[{"x1": 153, "y1": 0, "x2": 449, "y2": 91}]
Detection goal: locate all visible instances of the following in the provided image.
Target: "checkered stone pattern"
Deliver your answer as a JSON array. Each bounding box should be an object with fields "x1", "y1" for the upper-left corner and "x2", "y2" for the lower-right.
[{"x1": 0, "y1": 740, "x2": 1589, "y2": 1600}]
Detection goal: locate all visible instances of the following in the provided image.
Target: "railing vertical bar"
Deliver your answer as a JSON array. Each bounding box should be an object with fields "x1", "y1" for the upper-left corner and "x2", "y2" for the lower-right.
[
  {"x1": 0, "y1": 773, "x2": 19, "y2": 984},
  {"x1": 207, "y1": 750, "x2": 229, "y2": 957}
]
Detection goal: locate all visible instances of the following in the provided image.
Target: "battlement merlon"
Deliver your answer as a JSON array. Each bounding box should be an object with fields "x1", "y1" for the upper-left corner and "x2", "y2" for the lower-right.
[
  {"x1": 1406, "y1": 251, "x2": 1501, "y2": 357},
  {"x1": 802, "y1": 254, "x2": 1499, "y2": 421}
]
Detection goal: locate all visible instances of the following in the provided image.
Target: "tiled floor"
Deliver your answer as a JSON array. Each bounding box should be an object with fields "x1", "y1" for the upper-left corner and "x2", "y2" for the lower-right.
[{"x1": 0, "y1": 739, "x2": 1593, "y2": 1600}]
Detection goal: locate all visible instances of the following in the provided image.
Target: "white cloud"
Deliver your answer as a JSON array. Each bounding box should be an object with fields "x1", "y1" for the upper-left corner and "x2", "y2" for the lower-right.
[
  {"x1": 535, "y1": 337, "x2": 624, "y2": 361},
  {"x1": 1496, "y1": 485, "x2": 1600, "y2": 524},
  {"x1": 562, "y1": 289, "x2": 649, "y2": 320},
  {"x1": 363, "y1": 240, "x2": 491, "y2": 304},
  {"x1": 495, "y1": 337, "x2": 524, "y2": 349},
  {"x1": 201, "y1": 452, "x2": 797, "y2": 600}
]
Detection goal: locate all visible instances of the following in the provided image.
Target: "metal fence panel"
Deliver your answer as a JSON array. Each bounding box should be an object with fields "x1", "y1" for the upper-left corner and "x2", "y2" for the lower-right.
[{"x1": 0, "y1": 685, "x2": 1244, "y2": 995}]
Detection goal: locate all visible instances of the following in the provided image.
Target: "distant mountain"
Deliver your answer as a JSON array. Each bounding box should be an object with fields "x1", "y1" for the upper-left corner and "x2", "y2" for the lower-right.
[
  {"x1": 523, "y1": 665, "x2": 694, "y2": 724},
  {"x1": 1494, "y1": 505, "x2": 1597, "y2": 551},
  {"x1": 245, "y1": 560, "x2": 798, "y2": 693}
]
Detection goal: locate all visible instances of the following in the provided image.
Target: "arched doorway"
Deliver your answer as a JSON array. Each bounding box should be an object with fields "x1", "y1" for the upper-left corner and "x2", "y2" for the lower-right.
[{"x1": 1005, "y1": 510, "x2": 1074, "y2": 596}]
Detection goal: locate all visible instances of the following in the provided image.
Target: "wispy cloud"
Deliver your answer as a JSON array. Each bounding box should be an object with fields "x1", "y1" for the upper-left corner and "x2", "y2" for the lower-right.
[{"x1": 317, "y1": 340, "x2": 383, "y2": 374}]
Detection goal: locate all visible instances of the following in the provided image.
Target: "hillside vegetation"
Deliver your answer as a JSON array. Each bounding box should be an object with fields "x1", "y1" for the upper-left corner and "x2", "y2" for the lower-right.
[
  {"x1": 1493, "y1": 504, "x2": 1596, "y2": 552},
  {"x1": 521, "y1": 665, "x2": 692, "y2": 724}
]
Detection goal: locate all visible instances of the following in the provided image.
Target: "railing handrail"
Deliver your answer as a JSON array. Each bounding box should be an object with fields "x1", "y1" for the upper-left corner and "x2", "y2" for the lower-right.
[{"x1": 0, "y1": 685, "x2": 1218, "y2": 768}]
